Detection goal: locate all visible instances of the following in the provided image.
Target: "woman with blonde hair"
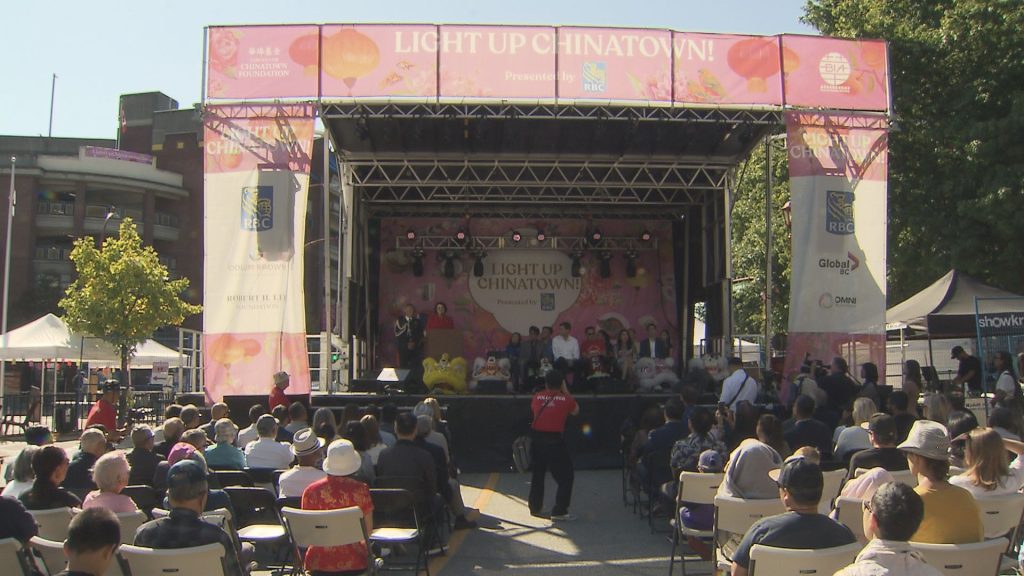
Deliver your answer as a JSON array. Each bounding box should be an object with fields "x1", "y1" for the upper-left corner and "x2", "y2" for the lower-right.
[
  {"x1": 359, "y1": 414, "x2": 387, "y2": 465},
  {"x1": 950, "y1": 427, "x2": 1024, "y2": 497},
  {"x1": 312, "y1": 407, "x2": 339, "y2": 443},
  {"x1": 834, "y1": 398, "x2": 876, "y2": 462},
  {"x1": 82, "y1": 451, "x2": 138, "y2": 513},
  {"x1": 921, "y1": 393, "x2": 950, "y2": 424}
]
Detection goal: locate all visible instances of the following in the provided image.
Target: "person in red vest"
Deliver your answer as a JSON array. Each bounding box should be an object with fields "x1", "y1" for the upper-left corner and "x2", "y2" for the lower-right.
[
  {"x1": 85, "y1": 381, "x2": 129, "y2": 443},
  {"x1": 269, "y1": 371, "x2": 290, "y2": 411},
  {"x1": 528, "y1": 369, "x2": 579, "y2": 521}
]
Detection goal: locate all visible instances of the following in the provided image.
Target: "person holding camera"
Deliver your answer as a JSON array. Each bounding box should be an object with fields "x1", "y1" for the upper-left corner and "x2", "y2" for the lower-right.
[{"x1": 528, "y1": 370, "x2": 579, "y2": 522}]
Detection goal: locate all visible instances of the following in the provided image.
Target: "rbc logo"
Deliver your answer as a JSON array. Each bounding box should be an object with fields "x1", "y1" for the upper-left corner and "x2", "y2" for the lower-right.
[
  {"x1": 826, "y1": 190, "x2": 855, "y2": 235},
  {"x1": 582, "y1": 62, "x2": 607, "y2": 93},
  {"x1": 241, "y1": 186, "x2": 273, "y2": 231}
]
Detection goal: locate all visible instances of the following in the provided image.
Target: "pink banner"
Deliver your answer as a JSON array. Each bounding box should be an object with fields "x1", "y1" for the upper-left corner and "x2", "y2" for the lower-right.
[
  {"x1": 320, "y1": 24, "x2": 438, "y2": 99},
  {"x1": 673, "y1": 33, "x2": 783, "y2": 105},
  {"x1": 781, "y1": 35, "x2": 889, "y2": 111},
  {"x1": 557, "y1": 27, "x2": 672, "y2": 102},
  {"x1": 438, "y1": 25, "x2": 556, "y2": 99},
  {"x1": 206, "y1": 26, "x2": 320, "y2": 100}
]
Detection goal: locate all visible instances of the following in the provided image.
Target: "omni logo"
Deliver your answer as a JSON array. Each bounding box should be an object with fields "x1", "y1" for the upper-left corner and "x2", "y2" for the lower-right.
[{"x1": 819, "y1": 292, "x2": 857, "y2": 309}]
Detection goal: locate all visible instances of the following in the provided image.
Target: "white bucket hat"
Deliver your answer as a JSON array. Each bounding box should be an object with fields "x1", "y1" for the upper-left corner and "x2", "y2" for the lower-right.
[
  {"x1": 322, "y1": 439, "x2": 361, "y2": 477},
  {"x1": 897, "y1": 419, "x2": 950, "y2": 461}
]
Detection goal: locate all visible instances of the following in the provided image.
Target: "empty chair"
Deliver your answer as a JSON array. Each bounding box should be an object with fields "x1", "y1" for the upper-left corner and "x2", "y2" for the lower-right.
[
  {"x1": 370, "y1": 488, "x2": 428, "y2": 576},
  {"x1": 118, "y1": 542, "x2": 227, "y2": 576},
  {"x1": 669, "y1": 472, "x2": 724, "y2": 576},
  {"x1": 28, "y1": 507, "x2": 75, "y2": 541},
  {"x1": 818, "y1": 469, "x2": 847, "y2": 513},
  {"x1": 909, "y1": 538, "x2": 1008, "y2": 576},
  {"x1": 973, "y1": 493, "x2": 1024, "y2": 540},
  {"x1": 833, "y1": 496, "x2": 868, "y2": 543},
  {"x1": 223, "y1": 485, "x2": 290, "y2": 568},
  {"x1": 281, "y1": 506, "x2": 377, "y2": 575},
  {"x1": 712, "y1": 495, "x2": 786, "y2": 570},
  {"x1": 749, "y1": 542, "x2": 862, "y2": 575},
  {"x1": 212, "y1": 469, "x2": 253, "y2": 488}
]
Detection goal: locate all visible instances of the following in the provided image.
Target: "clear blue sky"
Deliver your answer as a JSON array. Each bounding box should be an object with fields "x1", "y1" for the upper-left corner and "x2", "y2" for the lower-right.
[{"x1": 2, "y1": 0, "x2": 813, "y2": 139}]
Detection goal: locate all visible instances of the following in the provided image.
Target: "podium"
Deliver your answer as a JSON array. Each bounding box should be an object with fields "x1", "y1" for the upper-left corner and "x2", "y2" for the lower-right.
[{"x1": 425, "y1": 328, "x2": 462, "y2": 360}]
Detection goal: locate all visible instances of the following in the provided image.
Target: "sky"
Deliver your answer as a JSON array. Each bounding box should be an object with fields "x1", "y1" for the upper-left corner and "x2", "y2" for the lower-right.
[{"x1": 2, "y1": 0, "x2": 814, "y2": 140}]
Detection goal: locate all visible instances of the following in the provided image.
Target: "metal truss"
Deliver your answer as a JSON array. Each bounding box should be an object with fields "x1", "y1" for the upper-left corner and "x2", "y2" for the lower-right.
[
  {"x1": 365, "y1": 203, "x2": 692, "y2": 220},
  {"x1": 395, "y1": 235, "x2": 658, "y2": 252},
  {"x1": 321, "y1": 102, "x2": 783, "y2": 125}
]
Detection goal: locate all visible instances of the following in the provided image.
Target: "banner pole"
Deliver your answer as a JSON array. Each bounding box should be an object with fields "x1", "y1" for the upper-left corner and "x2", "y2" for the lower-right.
[
  {"x1": 764, "y1": 137, "x2": 773, "y2": 366},
  {"x1": 1, "y1": 156, "x2": 14, "y2": 401},
  {"x1": 322, "y1": 117, "x2": 332, "y2": 394}
]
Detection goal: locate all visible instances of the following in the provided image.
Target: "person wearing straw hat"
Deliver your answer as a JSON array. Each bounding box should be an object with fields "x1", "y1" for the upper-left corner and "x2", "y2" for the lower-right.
[
  {"x1": 897, "y1": 419, "x2": 983, "y2": 543},
  {"x1": 300, "y1": 439, "x2": 375, "y2": 576},
  {"x1": 278, "y1": 429, "x2": 327, "y2": 498}
]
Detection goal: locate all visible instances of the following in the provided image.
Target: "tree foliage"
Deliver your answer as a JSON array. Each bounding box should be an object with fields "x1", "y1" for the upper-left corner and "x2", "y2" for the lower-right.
[
  {"x1": 60, "y1": 218, "x2": 201, "y2": 368},
  {"x1": 802, "y1": 0, "x2": 1024, "y2": 302}
]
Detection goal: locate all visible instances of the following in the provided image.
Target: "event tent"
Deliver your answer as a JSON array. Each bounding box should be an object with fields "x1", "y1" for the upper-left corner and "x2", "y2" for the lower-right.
[{"x1": 885, "y1": 269, "x2": 1024, "y2": 338}]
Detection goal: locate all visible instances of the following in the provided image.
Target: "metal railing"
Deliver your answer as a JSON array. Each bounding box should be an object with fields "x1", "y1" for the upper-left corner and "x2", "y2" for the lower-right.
[{"x1": 0, "y1": 389, "x2": 173, "y2": 437}]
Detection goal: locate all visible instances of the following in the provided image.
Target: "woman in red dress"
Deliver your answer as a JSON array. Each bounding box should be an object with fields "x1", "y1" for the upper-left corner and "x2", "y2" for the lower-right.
[{"x1": 426, "y1": 302, "x2": 454, "y2": 331}]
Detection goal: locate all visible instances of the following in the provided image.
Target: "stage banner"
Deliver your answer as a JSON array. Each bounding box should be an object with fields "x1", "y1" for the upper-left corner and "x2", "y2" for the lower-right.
[
  {"x1": 781, "y1": 35, "x2": 889, "y2": 111},
  {"x1": 206, "y1": 25, "x2": 321, "y2": 100},
  {"x1": 202, "y1": 105, "x2": 314, "y2": 400},
  {"x1": 377, "y1": 219, "x2": 678, "y2": 365},
  {"x1": 439, "y1": 25, "x2": 556, "y2": 99},
  {"x1": 320, "y1": 24, "x2": 438, "y2": 99},
  {"x1": 784, "y1": 112, "x2": 888, "y2": 388},
  {"x1": 557, "y1": 27, "x2": 672, "y2": 102},
  {"x1": 672, "y1": 33, "x2": 783, "y2": 106}
]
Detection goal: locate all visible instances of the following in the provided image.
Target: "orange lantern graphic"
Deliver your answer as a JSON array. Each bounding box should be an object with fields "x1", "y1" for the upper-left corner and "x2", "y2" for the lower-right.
[
  {"x1": 322, "y1": 28, "x2": 381, "y2": 90},
  {"x1": 289, "y1": 33, "x2": 320, "y2": 76},
  {"x1": 727, "y1": 37, "x2": 781, "y2": 93}
]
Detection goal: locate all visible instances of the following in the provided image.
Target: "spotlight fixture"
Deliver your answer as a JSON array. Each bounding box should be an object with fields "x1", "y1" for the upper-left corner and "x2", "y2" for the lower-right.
[
  {"x1": 625, "y1": 250, "x2": 638, "y2": 278},
  {"x1": 412, "y1": 247, "x2": 425, "y2": 277},
  {"x1": 405, "y1": 229, "x2": 417, "y2": 241},
  {"x1": 536, "y1": 229, "x2": 546, "y2": 243},
  {"x1": 639, "y1": 230, "x2": 652, "y2": 242},
  {"x1": 440, "y1": 250, "x2": 457, "y2": 279},
  {"x1": 588, "y1": 228, "x2": 603, "y2": 247},
  {"x1": 473, "y1": 251, "x2": 486, "y2": 277},
  {"x1": 510, "y1": 230, "x2": 522, "y2": 245},
  {"x1": 570, "y1": 251, "x2": 583, "y2": 278},
  {"x1": 598, "y1": 251, "x2": 612, "y2": 279},
  {"x1": 454, "y1": 228, "x2": 468, "y2": 246}
]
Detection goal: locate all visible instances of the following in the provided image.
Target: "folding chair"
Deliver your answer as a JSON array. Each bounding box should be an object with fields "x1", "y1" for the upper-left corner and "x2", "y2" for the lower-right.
[
  {"x1": 370, "y1": 488, "x2": 428, "y2": 576},
  {"x1": 375, "y1": 475, "x2": 446, "y2": 556},
  {"x1": 28, "y1": 507, "x2": 76, "y2": 541},
  {"x1": 281, "y1": 506, "x2": 377, "y2": 576},
  {"x1": 641, "y1": 446, "x2": 674, "y2": 532},
  {"x1": 244, "y1": 467, "x2": 279, "y2": 485},
  {"x1": 224, "y1": 486, "x2": 293, "y2": 570},
  {"x1": 818, "y1": 469, "x2": 847, "y2": 513},
  {"x1": 748, "y1": 542, "x2": 862, "y2": 575},
  {"x1": 833, "y1": 496, "x2": 868, "y2": 543},
  {"x1": 212, "y1": 469, "x2": 253, "y2": 488},
  {"x1": 0, "y1": 393, "x2": 41, "y2": 436},
  {"x1": 0, "y1": 537, "x2": 37, "y2": 576},
  {"x1": 668, "y1": 472, "x2": 724, "y2": 576},
  {"x1": 910, "y1": 538, "x2": 1008, "y2": 576},
  {"x1": 974, "y1": 493, "x2": 1024, "y2": 541},
  {"x1": 122, "y1": 485, "x2": 162, "y2": 519},
  {"x1": 118, "y1": 542, "x2": 227, "y2": 576},
  {"x1": 712, "y1": 495, "x2": 786, "y2": 573}
]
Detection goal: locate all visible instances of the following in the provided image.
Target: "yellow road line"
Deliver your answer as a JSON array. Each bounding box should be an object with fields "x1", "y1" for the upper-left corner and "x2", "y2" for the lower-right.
[{"x1": 427, "y1": 472, "x2": 500, "y2": 575}]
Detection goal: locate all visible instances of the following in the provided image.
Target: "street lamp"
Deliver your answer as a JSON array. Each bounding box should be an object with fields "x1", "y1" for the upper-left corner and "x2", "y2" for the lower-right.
[
  {"x1": 1, "y1": 156, "x2": 16, "y2": 400},
  {"x1": 99, "y1": 207, "x2": 121, "y2": 246}
]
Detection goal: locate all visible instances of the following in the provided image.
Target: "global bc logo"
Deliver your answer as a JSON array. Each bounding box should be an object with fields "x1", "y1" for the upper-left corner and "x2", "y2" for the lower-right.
[
  {"x1": 818, "y1": 252, "x2": 861, "y2": 275},
  {"x1": 582, "y1": 62, "x2": 607, "y2": 93},
  {"x1": 241, "y1": 186, "x2": 274, "y2": 231},
  {"x1": 826, "y1": 190, "x2": 855, "y2": 235},
  {"x1": 818, "y1": 292, "x2": 857, "y2": 309}
]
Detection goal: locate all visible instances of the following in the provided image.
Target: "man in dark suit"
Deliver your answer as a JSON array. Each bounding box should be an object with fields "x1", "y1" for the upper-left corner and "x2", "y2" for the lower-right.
[
  {"x1": 376, "y1": 412, "x2": 437, "y2": 502},
  {"x1": 638, "y1": 323, "x2": 668, "y2": 360}
]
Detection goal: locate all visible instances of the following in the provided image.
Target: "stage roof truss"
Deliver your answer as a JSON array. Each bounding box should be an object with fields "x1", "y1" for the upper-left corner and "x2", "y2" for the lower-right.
[{"x1": 395, "y1": 235, "x2": 658, "y2": 252}]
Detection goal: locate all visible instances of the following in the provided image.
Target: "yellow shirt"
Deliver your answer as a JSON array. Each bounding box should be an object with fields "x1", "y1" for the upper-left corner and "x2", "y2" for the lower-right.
[{"x1": 911, "y1": 483, "x2": 984, "y2": 544}]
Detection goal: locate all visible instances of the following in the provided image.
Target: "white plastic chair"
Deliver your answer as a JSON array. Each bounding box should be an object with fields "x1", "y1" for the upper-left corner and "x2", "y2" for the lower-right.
[
  {"x1": 854, "y1": 467, "x2": 918, "y2": 487},
  {"x1": 749, "y1": 541, "x2": 862, "y2": 575},
  {"x1": 0, "y1": 537, "x2": 35, "y2": 576},
  {"x1": 118, "y1": 542, "x2": 227, "y2": 575},
  {"x1": 833, "y1": 495, "x2": 868, "y2": 543},
  {"x1": 668, "y1": 472, "x2": 724, "y2": 576},
  {"x1": 974, "y1": 493, "x2": 1024, "y2": 540},
  {"x1": 909, "y1": 538, "x2": 1007, "y2": 576},
  {"x1": 29, "y1": 536, "x2": 66, "y2": 574},
  {"x1": 818, "y1": 469, "x2": 847, "y2": 513},
  {"x1": 281, "y1": 506, "x2": 376, "y2": 575},
  {"x1": 28, "y1": 507, "x2": 75, "y2": 541},
  {"x1": 712, "y1": 495, "x2": 786, "y2": 571},
  {"x1": 116, "y1": 510, "x2": 148, "y2": 545}
]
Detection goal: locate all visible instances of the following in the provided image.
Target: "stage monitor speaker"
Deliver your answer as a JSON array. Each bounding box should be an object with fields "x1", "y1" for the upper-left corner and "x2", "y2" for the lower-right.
[
  {"x1": 377, "y1": 368, "x2": 411, "y2": 383},
  {"x1": 349, "y1": 379, "x2": 383, "y2": 393}
]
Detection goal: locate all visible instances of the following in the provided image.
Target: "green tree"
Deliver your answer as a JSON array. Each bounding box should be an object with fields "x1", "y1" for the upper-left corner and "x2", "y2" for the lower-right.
[
  {"x1": 60, "y1": 218, "x2": 201, "y2": 394},
  {"x1": 802, "y1": 0, "x2": 1024, "y2": 302},
  {"x1": 731, "y1": 141, "x2": 792, "y2": 339}
]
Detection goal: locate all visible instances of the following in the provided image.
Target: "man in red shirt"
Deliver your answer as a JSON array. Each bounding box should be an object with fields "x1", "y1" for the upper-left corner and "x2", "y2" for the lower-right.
[
  {"x1": 85, "y1": 381, "x2": 128, "y2": 442},
  {"x1": 269, "y1": 371, "x2": 290, "y2": 411},
  {"x1": 528, "y1": 369, "x2": 579, "y2": 521}
]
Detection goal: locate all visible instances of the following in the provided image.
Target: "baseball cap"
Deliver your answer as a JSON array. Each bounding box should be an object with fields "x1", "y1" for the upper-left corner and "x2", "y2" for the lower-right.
[
  {"x1": 950, "y1": 345, "x2": 965, "y2": 359},
  {"x1": 166, "y1": 460, "x2": 207, "y2": 491},
  {"x1": 698, "y1": 449, "x2": 724, "y2": 473},
  {"x1": 867, "y1": 413, "x2": 897, "y2": 441},
  {"x1": 768, "y1": 455, "x2": 824, "y2": 501},
  {"x1": 101, "y1": 380, "x2": 121, "y2": 393}
]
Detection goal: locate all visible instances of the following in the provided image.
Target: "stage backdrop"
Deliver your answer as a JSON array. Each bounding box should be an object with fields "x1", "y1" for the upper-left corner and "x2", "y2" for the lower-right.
[
  {"x1": 784, "y1": 112, "x2": 888, "y2": 386},
  {"x1": 377, "y1": 219, "x2": 678, "y2": 366},
  {"x1": 202, "y1": 105, "x2": 314, "y2": 400}
]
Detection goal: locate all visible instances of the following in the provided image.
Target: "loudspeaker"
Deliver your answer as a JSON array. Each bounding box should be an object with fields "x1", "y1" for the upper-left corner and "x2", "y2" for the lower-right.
[{"x1": 350, "y1": 379, "x2": 384, "y2": 393}]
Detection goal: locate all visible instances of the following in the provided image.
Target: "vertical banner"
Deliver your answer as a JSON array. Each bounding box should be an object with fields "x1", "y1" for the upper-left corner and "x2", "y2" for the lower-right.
[
  {"x1": 203, "y1": 105, "x2": 314, "y2": 401},
  {"x1": 784, "y1": 112, "x2": 888, "y2": 388}
]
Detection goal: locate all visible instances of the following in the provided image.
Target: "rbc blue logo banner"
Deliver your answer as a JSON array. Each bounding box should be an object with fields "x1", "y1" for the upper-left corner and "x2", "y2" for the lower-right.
[
  {"x1": 825, "y1": 190, "x2": 855, "y2": 235},
  {"x1": 241, "y1": 186, "x2": 274, "y2": 231},
  {"x1": 582, "y1": 62, "x2": 607, "y2": 93}
]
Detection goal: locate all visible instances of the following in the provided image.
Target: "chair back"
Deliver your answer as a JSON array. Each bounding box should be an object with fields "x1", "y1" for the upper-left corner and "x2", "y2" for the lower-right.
[
  {"x1": 0, "y1": 537, "x2": 35, "y2": 576},
  {"x1": 974, "y1": 493, "x2": 1024, "y2": 540},
  {"x1": 277, "y1": 496, "x2": 302, "y2": 511},
  {"x1": 642, "y1": 446, "x2": 674, "y2": 487},
  {"x1": 244, "y1": 467, "x2": 279, "y2": 484},
  {"x1": 118, "y1": 542, "x2": 227, "y2": 575},
  {"x1": 833, "y1": 496, "x2": 867, "y2": 543},
  {"x1": 151, "y1": 507, "x2": 233, "y2": 531},
  {"x1": 224, "y1": 486, "x2": 281, "y2": 528},
  {"x1": 281, "y1": 506, "x2": 367, "y2": 548},
  {"x1": 713, "y1": 495, "x2": 786, "y2": 537},
  {"x1": 854, "y1": 467, "x2": 918, "y2": 487},
  {"x1": 29, "y1": 536, "x2": 66, "y2": 574},
  {"x1": 370, "y1": 488, "x2": 420, "y2": 529},
  {"x1": 677, "y1": 472, "x2": 724, "y2": 505},
  {"x1": 819, "y1": 469, "x2": 847, "y2": 512},
  {"x1": 375, "y1": 476, "x2": 430, "y2": 512},
  {"x1": 749, "y1": 542, "x2": 862, "y2": 575},
  {"x1": 28, "y1": 507, "x2": 75, "y2": 541},
  {"x1": 212, "y1": 469, "x2": 253, "y2": 488},
  {"x1": 116, "y1": 510, "x2": 149, "y2": 544},
  {"x1": 909, "y1": 538, "x2": 1008, "y2": 576},
  {"x1": 121, "y1": 485, "x2": 161, "y2": 517}
]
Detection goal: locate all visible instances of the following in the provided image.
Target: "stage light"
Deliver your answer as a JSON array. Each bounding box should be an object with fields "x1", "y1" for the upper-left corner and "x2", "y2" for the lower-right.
[
  {"x1": 511, "y1": 230, "x2": 522, "y2": 244},
  {"x1": 355, "y1": 115, "x2": 370, "y2": 141},
  {"x1": 588, "y1": 228, "x2": 603, "y2": 247},
  {"x1": 412, "y1": 248, "x2": 425, "y2": 277},
  {"x1": 571, "y1": 251, "x2": 583, "y2": 278},
  {"x1": 440, "y1": 250, "x2": 457, "y2": 279},
  {"x1": 454, "y1": 228, "x2": 468, "y2": 246},
  {"x1": 640, "y1": 230, "x2": 652, "y2": 242},
  {"x1": 625, "y1": 250, "x2": 638, "y2": 278},
  {"x1": 405, "y1": 229, "x2": 417, "y2": 241},
  {"x1": 536, "y1": 229, "x2": 546, "y2": 243},
  {"x1": 473, "y1": 251, "x2": 486, "y2": 277},
  {"x1": 599, "y1": 251, "x2": 612, "y2": 279}
]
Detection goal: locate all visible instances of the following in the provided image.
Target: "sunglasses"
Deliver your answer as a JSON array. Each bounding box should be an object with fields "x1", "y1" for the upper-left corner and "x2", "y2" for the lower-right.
[{"x1": 862, "y1": 500, "x2": 872, "y2": 512}]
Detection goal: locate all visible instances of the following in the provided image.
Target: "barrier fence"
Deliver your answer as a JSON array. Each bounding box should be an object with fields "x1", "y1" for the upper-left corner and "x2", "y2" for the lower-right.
[
  {"x1": 975, "y1": 297, "x2": 1024, "y2": 394},
  {"x1": 0, "y1": 389, "x2": 172, "y2": 438}
]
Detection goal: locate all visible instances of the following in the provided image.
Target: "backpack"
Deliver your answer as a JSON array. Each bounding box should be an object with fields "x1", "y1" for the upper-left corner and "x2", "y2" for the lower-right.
[{"x1": 512, "y1": 435, "x2": 532, "y2": 473}]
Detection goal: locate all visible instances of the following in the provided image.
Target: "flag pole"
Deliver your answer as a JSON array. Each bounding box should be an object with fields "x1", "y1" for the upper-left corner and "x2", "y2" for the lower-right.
[{"x1": 1, "y1": 156, "x2": 17, "y2": 400}]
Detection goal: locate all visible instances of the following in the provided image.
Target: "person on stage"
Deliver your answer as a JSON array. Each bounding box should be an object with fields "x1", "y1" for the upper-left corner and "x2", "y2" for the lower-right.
[
  {"x1": 551, "y1": 322, "x2": 583, "y2": 387},
  {"x1": 639, "y1": 323, "x2": 668, "y2": 359},
  {"x1": 614, "y1": 329, "x2": 637, "y2": 383},
  {"x1": 394, "y1": 303, "x2": 425, "y2": 370},
  {"x1": 426, "y1": 302, "x2": 454, "y2": 331},
  {"x1": 528, "y1": 369, "x2": 579, "y2": 521},
  {"x1": 84, "y1": 382, "x2": 129, "y2": 443},
  {"x1": 269, "y1": 371, "x2": 290, "y2": 411}
]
